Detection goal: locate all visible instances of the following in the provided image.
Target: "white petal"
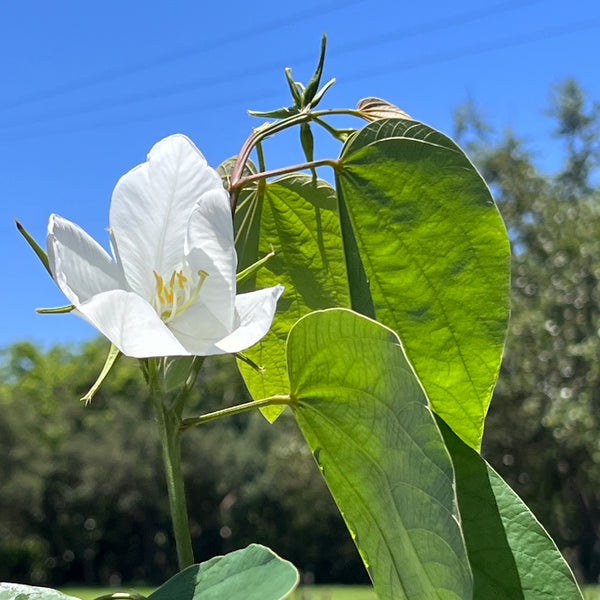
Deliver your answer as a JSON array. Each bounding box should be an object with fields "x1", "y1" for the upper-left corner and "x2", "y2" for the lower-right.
[
  {"x1": 168, "y1": 299, "x2": 232, "y2": 355},
  {"x1": 185, "y1": 186, "x2": 236, "y2": 331},
  {"x1": 110, "y1": 134, "x2": 225, "y2": 299},
  {"x1": 74, "y1": 289, "x2": 191, "y2": 358},
  {"x1": 47, "y1": 214, "x2": 126, "y2": 305},
  {"x1": 214, "y1": 285, "x2": 285, "y2": 354}
]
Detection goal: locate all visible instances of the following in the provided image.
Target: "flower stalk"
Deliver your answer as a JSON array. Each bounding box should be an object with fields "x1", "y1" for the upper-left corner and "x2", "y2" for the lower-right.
[{"x1": 152, "y1": 389, "x2": 195, "y2": 571}]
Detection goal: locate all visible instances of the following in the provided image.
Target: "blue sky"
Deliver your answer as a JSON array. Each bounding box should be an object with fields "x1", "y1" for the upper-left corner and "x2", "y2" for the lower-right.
[{"x1": 1, "y1": 0, "x2": 599, "y2": 348}]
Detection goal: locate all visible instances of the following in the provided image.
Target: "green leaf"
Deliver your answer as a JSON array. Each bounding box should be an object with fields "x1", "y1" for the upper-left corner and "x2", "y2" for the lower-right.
[
  {"x1": 217, "y1": 156, "x2": 257, "y2": 191},
  {"x1": 337, "y1": 118, "x2": 510, "y2": 450},
  {"x1": 226, "y1": 159, "x2": 264, "y2": 276},
  {"x1": 236, "y1": 174, "x2": 350, "y2": 421},
  {"x1": 0, "y1": 583, "x2": 81, "y2": 600},
  {"x1": 147, "y1": 544, "x2": 298, "y2": 600},
  {"x1": 438, "y1": 418, "x2": 583, "y2": 599},
  {"x1": 287, "y1": 308, "x2": 473, "y2": 600}
]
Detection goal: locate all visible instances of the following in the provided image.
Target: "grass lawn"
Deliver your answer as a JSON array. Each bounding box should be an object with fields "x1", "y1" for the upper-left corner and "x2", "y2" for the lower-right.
[
  {"x1": 60, "y1": 585, "x2": 377, "y2": 600},
  {"x1": 58, "y1": 584, "x2": 600, "y2": 599},
  {"x1": 584, "y1": 586, "x2": 600, "y2": 600}
]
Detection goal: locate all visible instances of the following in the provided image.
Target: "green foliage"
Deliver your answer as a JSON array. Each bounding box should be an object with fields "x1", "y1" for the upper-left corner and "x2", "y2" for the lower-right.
[
  {"x1": 0, "y1": 583, "x2": 81, "y2": 600},
  {"x1": 229, "y1": 109, "x2": 580, "y2": 597},
  {"x1": 234, "y1": 174, "x2": 350, "y2": 421},
  {"x1": 0, "y1": 546, "x2": 298, "y2": 600},
  {"x1": 287, "y1": 309, "x2": 472, "y2": 600},
  {"x1": 439, "y1": 419, "x2": 582, "y2": 598},
  {"x1": 148, "y1": 544, "x2": 298, "y2": 600},
  {"x1": 337, "y1": 119, "x2": 510, "y2": 450}
]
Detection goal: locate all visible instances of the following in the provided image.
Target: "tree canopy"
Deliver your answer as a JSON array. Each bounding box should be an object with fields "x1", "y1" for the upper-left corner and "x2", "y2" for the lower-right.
[{"x1": 457, "y1": 79, "x2": 600, "y2": 582}]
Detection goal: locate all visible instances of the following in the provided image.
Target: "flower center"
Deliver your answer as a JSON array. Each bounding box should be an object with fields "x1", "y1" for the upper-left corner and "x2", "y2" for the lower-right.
[{"x1": 152, "y1": 267, "x2": 209, "y2": 323}]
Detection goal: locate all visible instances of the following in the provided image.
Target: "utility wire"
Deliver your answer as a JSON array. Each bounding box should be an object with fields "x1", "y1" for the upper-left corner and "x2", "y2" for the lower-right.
[
  {"x1": 2, "y1": 15, "x2": 599, "y2": 141},
  {"x1": 0, "y1": 89, "x2": 284, "y2": 142},
  {"x1": 0, "y1": 0, "x2": 364, "y2": 111},
  {"x1": 332, "y1": 0, "x2": 544, "y2": 56},
  {"x1": 0, "y1": 0, "x2": 544, "y2": 132},
  {"x1": 341, "y1": 15, "x2": 600, "y2": 82}
]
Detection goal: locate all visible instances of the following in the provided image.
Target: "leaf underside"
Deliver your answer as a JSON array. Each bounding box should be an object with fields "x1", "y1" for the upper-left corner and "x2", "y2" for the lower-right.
[
  {"x1": 438, "y1": 418, "x2": 583, "y2": 600},
  {"x1": 287, "y1": 308, "x2": 472, "y2": 600}
]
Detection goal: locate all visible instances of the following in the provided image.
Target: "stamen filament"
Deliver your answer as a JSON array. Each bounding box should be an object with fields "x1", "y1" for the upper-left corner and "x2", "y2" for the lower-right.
[{"x1": 152, "y1": 267, "x2": 210, "y2": 323}]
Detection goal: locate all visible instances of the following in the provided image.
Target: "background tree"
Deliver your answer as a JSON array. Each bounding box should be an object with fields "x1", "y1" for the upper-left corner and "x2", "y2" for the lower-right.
[
  {"x1": 456, "y1": 79, "x2": 600, "y2": 582},
  {"x1": 0, "y1": 339, "x2": 365, "y2": 587}
]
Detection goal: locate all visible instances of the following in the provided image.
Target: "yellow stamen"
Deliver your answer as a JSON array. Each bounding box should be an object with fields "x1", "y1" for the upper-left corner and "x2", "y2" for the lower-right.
[
  {"x1": 153, "y1": 271, "x2": 165, "y2": 302},
  {"x1": 152, "y1": 267, "x2": 209, "y2": 323}
]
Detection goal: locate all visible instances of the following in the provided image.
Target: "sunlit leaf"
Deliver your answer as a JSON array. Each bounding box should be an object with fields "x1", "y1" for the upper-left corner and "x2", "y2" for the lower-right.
[
  {"x1": 287, "y1": 308, "x2": 473, "y2": 600},
  {"x1": 337, "y1": 118, "x2": 510, "y2": 449},
  {"x1": 236, "y1": 174, "x2": 349, "y2": 420},
  {"x1": 0, "y1": 583, "x2": 81, "y2": 600}
]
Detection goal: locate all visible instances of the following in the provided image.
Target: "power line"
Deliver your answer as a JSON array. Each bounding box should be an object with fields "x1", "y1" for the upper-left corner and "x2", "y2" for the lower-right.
[
  {"x1": 339, "y1": 16, "x2": 600, "y2": 82},
  {"x1": 0, "y1": 89, "x2": 284, "y2": 143},
  {"x1": 0, "y1": 0, "x2": 545, "y2": 132},
  {"x1": 2, "y1": 15, "x2": 599, "y2": 142},
  {"x1": 0, "y1": 0, "x2": 364, "y2": 112},
  {"x1": 332, "y1": 0, "x2": 544, "y2": 56}
]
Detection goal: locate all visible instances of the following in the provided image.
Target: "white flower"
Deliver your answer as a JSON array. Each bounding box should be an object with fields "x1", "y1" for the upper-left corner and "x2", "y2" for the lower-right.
[{"x1": 47, "y1": 134, "x2": 283, "y2": 358}]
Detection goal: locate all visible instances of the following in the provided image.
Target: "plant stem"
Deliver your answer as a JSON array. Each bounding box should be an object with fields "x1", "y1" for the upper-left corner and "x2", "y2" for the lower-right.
[
  {"x1": 232, "y1": 158, "x2": 338, "y2": 193},
  {"x1": 153, "y1": 395, "x2": 194, "y2": 570},
  {"x1": 180, "y1": 395, "x2": 291, "y2": 431},
  {"x1": 229, "y1": 106, "x2": 365, "y2": 211}
]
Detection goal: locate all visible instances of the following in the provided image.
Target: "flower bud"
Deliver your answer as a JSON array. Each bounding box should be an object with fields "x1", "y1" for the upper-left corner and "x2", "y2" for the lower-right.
[{"x1": 357, "y1": 97, "x2": 412, "y2": 122}]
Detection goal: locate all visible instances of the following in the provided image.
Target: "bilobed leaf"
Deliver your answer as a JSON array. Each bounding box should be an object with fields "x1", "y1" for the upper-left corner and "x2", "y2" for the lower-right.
[
  {"x1": 438, "y1": 419, "x2": 583, "y2": 599},
  {"x1": 0, "y1": 583, "x2": 81, "y2": 600},
  {"x1": 337, "y1": 118, "x2": 510, "y2": 450},
  {"x1": 236, "y1": 174, "x2": 350, "y2": 421},
  {"x1": 147, "y1": 544, "x2": 298, "y2": 600},
  {"x1": 287, "y1": 308, "x2": 473, "y2": 600}
]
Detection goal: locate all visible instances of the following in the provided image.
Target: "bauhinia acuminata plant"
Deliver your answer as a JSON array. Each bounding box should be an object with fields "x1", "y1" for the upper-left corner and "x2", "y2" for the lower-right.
[{"x1": 7, "y1": 35, "x2": 583, "y2": 600}]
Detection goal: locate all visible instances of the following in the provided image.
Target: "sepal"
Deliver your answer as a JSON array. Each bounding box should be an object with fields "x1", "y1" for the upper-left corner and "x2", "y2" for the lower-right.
[
  {"x1": 81, "y1": 343, "x2": 121, "y2": 404},
  {"x1": 16, "y1": 218, "x2": 52, "y2": 276}
]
